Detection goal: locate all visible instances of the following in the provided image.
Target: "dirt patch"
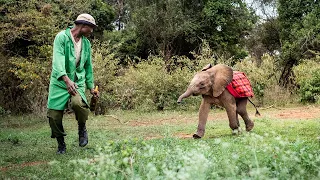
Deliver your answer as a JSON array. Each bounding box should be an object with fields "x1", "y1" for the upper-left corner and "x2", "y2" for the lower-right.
[
  {"x1": 0, "y1": 161, "x2": 47, "y2": 172},
  {"x1": 128, "y1": 117, "x2": 195, "y2": 127},
  {"x1": 272, "y1": 107, "x2": 320, "y2": 120},
  {"x1": 126, "y1": 106, "x2": 320, "y2": 127},
  {"x1": 174, "y1": 133, "x2": 194, "y2": 139}
]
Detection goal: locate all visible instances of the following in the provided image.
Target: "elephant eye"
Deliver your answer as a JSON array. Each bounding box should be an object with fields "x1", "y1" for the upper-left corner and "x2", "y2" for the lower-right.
[{"x1": 199, "y1": 83, "x2": 205, "y2": 89}]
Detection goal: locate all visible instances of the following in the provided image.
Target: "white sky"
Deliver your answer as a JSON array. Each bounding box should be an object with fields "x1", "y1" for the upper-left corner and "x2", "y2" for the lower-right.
[{"x1": 245, "y1": 0, "x2": 278, "y2": 19}]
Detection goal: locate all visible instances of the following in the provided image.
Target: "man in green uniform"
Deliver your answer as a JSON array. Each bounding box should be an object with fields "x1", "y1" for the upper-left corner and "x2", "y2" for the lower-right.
[{"x1": 47, "y1": 13, "x2": 98, "y2": 154}]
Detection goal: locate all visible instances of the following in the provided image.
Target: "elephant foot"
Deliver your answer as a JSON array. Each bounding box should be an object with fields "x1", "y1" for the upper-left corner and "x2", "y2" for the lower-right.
[
  {"x1": 193, "y1": 134, "x2": 202, "y2": 139},
  {"x1": 232, "y1": 128, "x2": 242, "y2": 135},
  {"x1": 246, "y1": 122, "x2": 254, "y2": 132}
]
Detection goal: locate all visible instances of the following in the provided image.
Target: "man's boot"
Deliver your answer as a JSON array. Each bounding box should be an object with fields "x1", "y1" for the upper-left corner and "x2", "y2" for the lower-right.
[
  {"x1": 78, "y1": 123, "x2": 88, "y2": 147},
  {"x1": 56, "y1": 137, "x2": 66, "y2": 154}
]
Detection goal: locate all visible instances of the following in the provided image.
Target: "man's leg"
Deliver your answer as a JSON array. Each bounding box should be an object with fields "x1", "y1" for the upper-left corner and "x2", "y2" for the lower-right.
[
  {"x1": 70, "y1": 94, "x2": 89, "y2": 147},
  {"x1": 47, "y1": 109, "x2": 66, "y2": 154}
]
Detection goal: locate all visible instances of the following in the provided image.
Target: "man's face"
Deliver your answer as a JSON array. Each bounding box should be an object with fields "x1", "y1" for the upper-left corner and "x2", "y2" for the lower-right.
[{"x1": 80, "y1": 25, "x2": 94, "y2": 37}]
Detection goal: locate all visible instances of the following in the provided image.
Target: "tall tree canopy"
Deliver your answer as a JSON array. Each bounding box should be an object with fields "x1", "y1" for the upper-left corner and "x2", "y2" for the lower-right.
[
  {"x1": 117, "y1": 0, "x2": 257, "y2": 62},
  {"x1": 277, "y1": 0, "x2": 320, "y2": 86}
]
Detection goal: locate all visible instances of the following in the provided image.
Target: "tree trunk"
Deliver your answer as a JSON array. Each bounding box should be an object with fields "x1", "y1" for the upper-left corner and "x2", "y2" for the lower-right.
[{"x1": 279, "y1": 57, "x2": 297, "y2": 88}]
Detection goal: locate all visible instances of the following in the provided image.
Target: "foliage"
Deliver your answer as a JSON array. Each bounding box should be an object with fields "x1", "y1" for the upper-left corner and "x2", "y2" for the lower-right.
[
  {"x1": 91, "y1": 40, "x2": 119, "y2": 114},
  {"x1": 112, "y1": 56, "x2": 197, "y2": 111},
  {"x1": 103, "y1": 28, "x2": 142, "y2": 65},
  {"x1": 201, "y1": 0, "x2": 258, "y2": 62},
  {"x1": 0, "y1": 0, "x2": 56, "y2": 113},
  {"x1": 127, "y1": 0, "x2": 198, "y2": 59},
  {"x1": 125, "y1": 0, "x2": 257, "y2": 61},
  {"x1": 52, "y1": 133, "x2": 320, "y2": 179},
  {"x1": 246, "y1": 18, "x2": 281, "y2": 65},
  {"x1": 2, "y1": 0, "x2": 320, "y2": 114},
  {"x1": 294, "y1": 60, "x2": 320, "y2": 103},
  {"x1": 277, "y1": 0, "x2": 320, "y2": 86},
  {"x1": 106, "y1": 41, "x2": 219, "y2": 112},
  {"x1": 89, "y1": 0, "x2": 116, "y2": 36}
]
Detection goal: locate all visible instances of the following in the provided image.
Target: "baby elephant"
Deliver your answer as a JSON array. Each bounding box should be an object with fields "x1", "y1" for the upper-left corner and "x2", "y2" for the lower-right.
[{"x1": 177, "y1": 64, "x2": 260, "y2": 138}]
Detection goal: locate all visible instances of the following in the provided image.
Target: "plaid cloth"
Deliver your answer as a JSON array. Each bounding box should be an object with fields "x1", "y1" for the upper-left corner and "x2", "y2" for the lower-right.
[{"x1": 226, "y1": 71, "x2": 254, "y2": 98}]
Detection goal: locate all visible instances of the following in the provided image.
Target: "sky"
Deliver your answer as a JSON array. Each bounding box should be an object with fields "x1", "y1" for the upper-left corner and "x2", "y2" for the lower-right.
[{"x1": 245, "y1": 0, "x2": 278, "y2": 19}]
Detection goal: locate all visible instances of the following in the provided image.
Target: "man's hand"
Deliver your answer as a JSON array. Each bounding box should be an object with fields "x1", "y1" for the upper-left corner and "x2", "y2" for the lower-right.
[
  {"x1": 90, "y1": 88, "x2": 99, "y2": 98},
  {"x1": 62, "y1": 76, "x2": 78, "y2": 96}
]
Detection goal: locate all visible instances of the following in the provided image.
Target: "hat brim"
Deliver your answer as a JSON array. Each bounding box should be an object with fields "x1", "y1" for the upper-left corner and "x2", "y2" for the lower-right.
[{"x1": 74, "y1": 20, "x2": 98, "y2": 28}]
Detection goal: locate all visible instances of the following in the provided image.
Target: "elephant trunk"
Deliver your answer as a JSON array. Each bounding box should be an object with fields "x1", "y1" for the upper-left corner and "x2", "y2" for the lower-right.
[{"x1": 177, "y1": 89, "x2": 193, "y2": 103}]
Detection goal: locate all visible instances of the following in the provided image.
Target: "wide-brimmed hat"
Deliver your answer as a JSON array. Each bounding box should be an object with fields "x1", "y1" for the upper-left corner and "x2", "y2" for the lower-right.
[{"x1": 74, "y1": 13, "x2": 97, "y2": 27}]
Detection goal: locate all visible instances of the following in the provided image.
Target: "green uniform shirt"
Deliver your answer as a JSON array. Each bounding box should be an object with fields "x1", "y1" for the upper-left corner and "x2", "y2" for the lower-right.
[{"x1": 47, "y1": 27, "x2": 94, "y2": 110}]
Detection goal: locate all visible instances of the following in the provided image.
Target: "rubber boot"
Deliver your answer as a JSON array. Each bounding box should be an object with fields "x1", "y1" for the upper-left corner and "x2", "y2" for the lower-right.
[
  {"x1": 78, "y1": 123, "x2": 88, "y2": 147},
  {"x1": 56, "y1": 137, "x2": 66, "y2": 154}
]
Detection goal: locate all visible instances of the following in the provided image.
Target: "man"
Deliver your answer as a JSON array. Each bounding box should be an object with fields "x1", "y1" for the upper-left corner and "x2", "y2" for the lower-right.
[{"x1": 47, "y1": 13, "x2": 98, "y2": 154}]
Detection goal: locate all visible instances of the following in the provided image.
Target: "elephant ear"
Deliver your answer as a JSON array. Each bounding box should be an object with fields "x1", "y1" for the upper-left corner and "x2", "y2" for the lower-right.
[
  {"x1": 201, "y1": 64, "x2": 212, "y2": 71},
  {"x1": 210, "y1": 64, "x2": 233, "y2": 97}
]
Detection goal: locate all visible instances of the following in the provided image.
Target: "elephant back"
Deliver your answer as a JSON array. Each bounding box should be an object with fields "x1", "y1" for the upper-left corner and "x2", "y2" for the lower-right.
[{"x1": 226, "y1": 71, "x2": 254, "y2": 98}]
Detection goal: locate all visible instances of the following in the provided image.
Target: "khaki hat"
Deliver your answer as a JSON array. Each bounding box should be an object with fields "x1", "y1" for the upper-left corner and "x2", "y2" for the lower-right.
[{"x1": 74, "y1": 13, "x2": 97, "y2": 27}]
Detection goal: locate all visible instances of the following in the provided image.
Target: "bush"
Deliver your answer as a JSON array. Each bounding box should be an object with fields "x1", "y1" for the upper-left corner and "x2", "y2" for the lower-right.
[
  {"x1": 112, "y1": 56, "x2": 199, "y2": 111},
  {"x1": 91, "y1": 41, "x2": 120, "y2": 114},
  {"x1": 294, "y1": 60, "x2": 320, "y2": 103}
]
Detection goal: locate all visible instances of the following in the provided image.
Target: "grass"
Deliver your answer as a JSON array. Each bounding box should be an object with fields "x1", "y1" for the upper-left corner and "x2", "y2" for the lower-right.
[{"x1": 0, "y1": 107, "x2": 320, "y2": 179}]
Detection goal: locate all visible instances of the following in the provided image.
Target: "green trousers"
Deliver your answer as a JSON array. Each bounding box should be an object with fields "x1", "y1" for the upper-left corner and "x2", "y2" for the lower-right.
[{"x1": 47, "y1": 93, "x2": 89, "y2": 138}]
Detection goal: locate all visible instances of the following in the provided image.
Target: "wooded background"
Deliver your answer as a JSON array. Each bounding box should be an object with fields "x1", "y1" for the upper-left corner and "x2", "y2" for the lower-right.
[{"x1": 0, "y1": 0, "x2": 319, "y2": 115}]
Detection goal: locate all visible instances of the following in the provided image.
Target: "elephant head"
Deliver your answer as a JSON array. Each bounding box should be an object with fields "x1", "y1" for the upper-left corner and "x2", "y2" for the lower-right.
[{"x1": 177, "y1": 64, "x2": 233, "y2": 103}]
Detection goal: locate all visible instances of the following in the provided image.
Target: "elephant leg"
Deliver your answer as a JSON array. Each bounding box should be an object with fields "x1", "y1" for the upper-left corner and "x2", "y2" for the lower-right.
[
  {"x1": 220, "y1": 91, "x2": 240, "y2": 134},
  {"x1": 236, "y1": 98, "x2": 254, "y2": 131},
  {"x1": 232, "y1": 113, "x2": 242, "y2": 134},
  {"x1": 236, "y1": 113, "x2": 240, "y2": 127},
  {"x1": 225, "y1": 104, "x2": 240, "y2": 134},
  {"x1": 194, "y1": 99, "x2": 211, "y2": 139}
]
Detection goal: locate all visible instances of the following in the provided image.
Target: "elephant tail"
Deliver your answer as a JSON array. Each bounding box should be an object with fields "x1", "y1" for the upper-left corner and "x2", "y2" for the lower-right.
[{"x1": 248, "y1": 98, "x2": 261, "y2": 116}]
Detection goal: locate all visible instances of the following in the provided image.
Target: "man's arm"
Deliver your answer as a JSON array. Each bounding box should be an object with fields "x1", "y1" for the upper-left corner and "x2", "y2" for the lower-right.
[
  {"x1": 52, "y1": 32, "x2": 77, "y2": 96},
  {"x1": 52, "y1": 32, "x2": 67, "y2": 80},
  {"x1": 84, "y1": 42, "x2": 94, "y2": 90}
]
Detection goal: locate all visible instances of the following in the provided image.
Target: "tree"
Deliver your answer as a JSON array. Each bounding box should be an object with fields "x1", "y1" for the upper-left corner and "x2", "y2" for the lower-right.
[
  {"x1": 246, "y1": 17, "x2": 281, "y2": 66},
  {"x1": 122, "y1": 0, "x2": 257, "y2": 64},
  {"x1": 200, "y1": 0, "x2": 258, "y2": 63},
  {"x1": 277, "y1": 0, "x2": 320, "y2": 87}
]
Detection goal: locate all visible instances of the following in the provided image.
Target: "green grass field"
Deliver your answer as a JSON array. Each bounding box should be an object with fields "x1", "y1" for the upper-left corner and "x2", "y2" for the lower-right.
[{"x1": 1, "y1": 106, "x2": 320, "y2": 179}]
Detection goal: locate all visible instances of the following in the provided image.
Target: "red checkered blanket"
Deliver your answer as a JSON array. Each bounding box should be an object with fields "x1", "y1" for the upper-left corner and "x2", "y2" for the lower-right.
[{"x1": 226, "y1": 71, "x2": 254, "y2": 98}]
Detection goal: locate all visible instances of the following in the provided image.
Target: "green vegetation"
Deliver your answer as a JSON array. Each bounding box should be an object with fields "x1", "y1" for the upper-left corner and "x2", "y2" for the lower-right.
[
  {"x1": 1, "y1": 1, "x2": 319, "y2": 179},
  {"x1": 2, "y1": 0, "x2": 319, "y2": 114},
  {"x1": 1, "y1": 108, "x2": 320, "y2": 179}
]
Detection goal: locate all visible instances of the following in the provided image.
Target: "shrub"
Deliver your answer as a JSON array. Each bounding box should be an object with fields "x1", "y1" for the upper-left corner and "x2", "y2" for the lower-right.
[
  {"x1": 294, "y1": 60, "x2": 320, "y2": 103},
  {"x1": 91, "y1": 41, "x2": 120, "y2": 114},
  {"x1": 112, "y1": 56, "x2": 198, "y2": 111}
]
